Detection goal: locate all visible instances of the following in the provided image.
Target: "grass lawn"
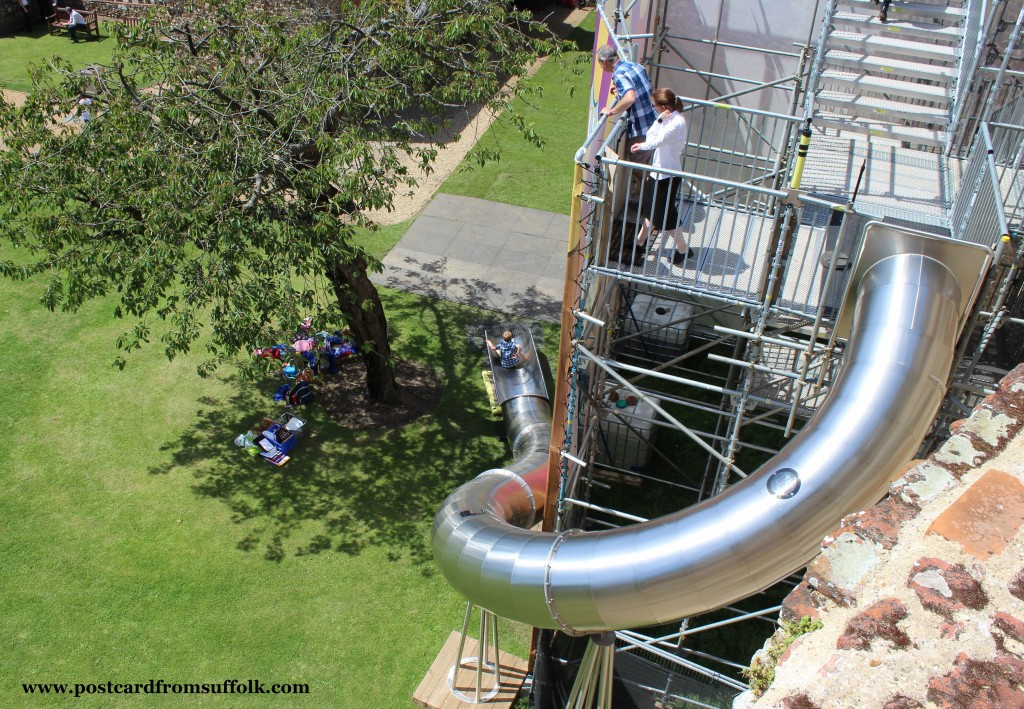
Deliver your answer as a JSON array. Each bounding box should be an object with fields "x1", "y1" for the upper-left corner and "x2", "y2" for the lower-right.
[
  {"x1": 0, "y1": 12, "x2": 589, "y2": 707},
  {"x1": 439, "y1": 14, "x2": 595, "y2": 215},
  {"x1": 0, "y1": 24, "x2": 118, "y2": 93},
  {"x1": 0, "y1": 244, "x2": 553, "y2": 706}
]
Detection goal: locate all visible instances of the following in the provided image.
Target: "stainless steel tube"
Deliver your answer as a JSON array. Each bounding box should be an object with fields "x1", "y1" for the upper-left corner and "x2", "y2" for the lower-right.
[{"x1": 433, "y1": 252, "x2": 963, "y2": 631}]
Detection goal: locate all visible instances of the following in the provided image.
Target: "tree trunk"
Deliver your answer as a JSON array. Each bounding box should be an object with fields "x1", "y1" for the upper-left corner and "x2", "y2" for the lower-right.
[{"x1": 325, "y1": 255, "x2": 401, "y2": 404}]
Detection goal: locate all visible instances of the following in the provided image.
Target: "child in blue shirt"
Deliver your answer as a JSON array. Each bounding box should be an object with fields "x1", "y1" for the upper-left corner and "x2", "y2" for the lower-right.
[{"x1": 486, "y1": 331, "x2": 522, "y2": 369}]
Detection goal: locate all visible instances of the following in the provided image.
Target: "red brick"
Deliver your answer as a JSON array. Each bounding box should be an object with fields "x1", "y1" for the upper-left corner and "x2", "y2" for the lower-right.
[
  {"x1": 836, "y1": 497, "x2": 919, "y2": 550},
  {"x1": 889, "y1": 457, "x2": 927, "y2": 494},
  {"x1": 780, "y1": 579, "x2": 824, "y2": 624},
  {"x1": 982, "y1": 364, "x2": 1024, "y2": 423},
  {"x1": 1010, "y1": 567, "x2": 1024, "y2": 602},
  {"x1": 993, "y1": 611, "x2": 1024, "y2": 645},
  {"x1": 836, "y1": 598, "x2": 911, "y2": 651},
  {"x1": 806, "y1": 554, "x2": 856, "y2": 607},
  {"x1": 948, "y1": 418, "x2": 968, "y2": 435},
  {"x1": 927, "y1": 652, "x2": 1024, "y2": 708},
  {"x1": 908, "y1": 558, "x2": 989, "y2": 619},
  {"x1": 780, "y1": 693, "x2": 822, "y2": 709},
  {"x1": 937, "y1": 621, "x2": 965, "y2": 640},
  {"x1": 995, "y1": 653, "x2": 1024, "y2": 678},
  {"x1": 928, "y1": 469, "x2": 1024, "y2": 559}
]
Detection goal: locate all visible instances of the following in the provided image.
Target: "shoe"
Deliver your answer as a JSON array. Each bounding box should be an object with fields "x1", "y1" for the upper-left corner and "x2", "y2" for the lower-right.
[
  {"x1": 669, "y1": 248, "x2": 695, "y2": 265},
  {"x1": 609, "y1": 241, "x2": 643, "y2": 264},
  {"x1": 878, "y1": 12, "x2": 887, "y2": 22}
]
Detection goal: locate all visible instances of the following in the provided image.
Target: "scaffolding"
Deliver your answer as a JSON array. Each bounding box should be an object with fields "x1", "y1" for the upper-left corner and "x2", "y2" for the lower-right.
[{"x1": 545, "y1": 0, "x2": 1024, "y2": 706}]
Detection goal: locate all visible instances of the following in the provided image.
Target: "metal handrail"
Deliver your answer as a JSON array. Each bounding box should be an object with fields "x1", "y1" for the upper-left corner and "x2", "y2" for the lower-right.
[
  {"x1": 948, "y1": 0, "x2": 1000, "y2": 150},
  {"x1": 656, "y1": 33, "x2": 804, "y2": 61},
  {"x1": 599, "y1": 153, "x2": 789, "y2": 200},
  {"x1": 649, "y1": 63, "x2": 796, "y2": 93},
  {"x1": 802, "y1": 0, "x2": 836, "y2": 124},
  {"x1": 980, "y1": 123, "x2": 1012, "y2": 243},
  {"x1": 575, "y1": 113, "x2": 621, "y2": 165}
]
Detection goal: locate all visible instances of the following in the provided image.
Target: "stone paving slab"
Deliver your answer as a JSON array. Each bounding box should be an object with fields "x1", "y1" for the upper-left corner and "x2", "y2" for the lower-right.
[
  {"x1": 373, "y1": 194, "x2": 571, "y2": 322},
  {"x1": 512, "y1": 207, "x2": 559, "y2": 236}
]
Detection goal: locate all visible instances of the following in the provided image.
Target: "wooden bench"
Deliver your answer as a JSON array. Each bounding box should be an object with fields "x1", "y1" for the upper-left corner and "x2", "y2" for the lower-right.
[
  {"x1": 45, "y1": 7, "x2": 69, "y2": 34},
  {"x1": 94, "y1": 0, "x2": 163, "y2": 28},
  {"x1": 46, "y1": 8, "x2": 101, "y2": 40}
]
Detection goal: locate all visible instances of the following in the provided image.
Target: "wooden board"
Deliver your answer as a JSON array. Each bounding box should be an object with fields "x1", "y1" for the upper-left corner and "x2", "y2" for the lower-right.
[
  {"x1": 481, "y1": 370, "x2": 502, "y2": 416},
  {"x1": 412, "y1": 631, "x2": 528, "y2": 709}
]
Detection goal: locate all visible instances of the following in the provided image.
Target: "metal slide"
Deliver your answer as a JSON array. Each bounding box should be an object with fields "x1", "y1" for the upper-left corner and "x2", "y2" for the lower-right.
[{"x1": 433, "y1": 226, "x2": 990, "y2": 633}]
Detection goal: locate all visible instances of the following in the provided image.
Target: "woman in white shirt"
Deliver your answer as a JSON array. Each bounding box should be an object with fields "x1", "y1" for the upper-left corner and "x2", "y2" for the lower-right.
[{"x1": 630, "y1": 88, "x2": 691, "y2": 265}]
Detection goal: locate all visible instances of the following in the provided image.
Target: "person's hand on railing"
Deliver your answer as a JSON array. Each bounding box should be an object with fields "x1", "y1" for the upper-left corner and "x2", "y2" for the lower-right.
[{"x1": 575, "y1": 100, "x2": 633, "y2": 165}]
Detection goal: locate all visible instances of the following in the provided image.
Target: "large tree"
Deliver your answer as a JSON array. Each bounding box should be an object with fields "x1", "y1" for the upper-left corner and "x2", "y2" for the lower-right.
[{"x1": 0, "y1": 0, "x2": 558, "y2": 402}]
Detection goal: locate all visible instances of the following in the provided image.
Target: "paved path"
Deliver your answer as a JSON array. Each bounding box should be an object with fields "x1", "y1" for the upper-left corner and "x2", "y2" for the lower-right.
[{"x1": 372, "y1": 194, "x2": 570, "y2": 322}]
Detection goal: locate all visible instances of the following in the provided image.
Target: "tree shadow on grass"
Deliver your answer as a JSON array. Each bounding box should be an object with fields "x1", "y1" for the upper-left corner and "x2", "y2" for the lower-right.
[{"x1": 149, "y1": 296, "x2": 517, "y2": 569}]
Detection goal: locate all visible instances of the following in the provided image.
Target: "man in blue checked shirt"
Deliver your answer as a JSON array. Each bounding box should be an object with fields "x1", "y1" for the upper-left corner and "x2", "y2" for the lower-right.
[{"x1": 597, "y1": 45, "x2": 658, "y2": 154}]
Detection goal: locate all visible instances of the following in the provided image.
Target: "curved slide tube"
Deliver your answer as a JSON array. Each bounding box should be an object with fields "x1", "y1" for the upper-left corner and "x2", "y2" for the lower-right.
[
  {"x1": 434, "y1": 239, "x2": 984, "y2": 633},
  {"x1": 473, "y1": 326, "x2": 552, "y2": 532}
]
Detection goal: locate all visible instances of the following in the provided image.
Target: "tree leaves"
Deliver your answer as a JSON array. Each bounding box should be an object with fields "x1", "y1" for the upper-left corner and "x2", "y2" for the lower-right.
[{"x1": 0, "y1": 0, "x2": 562, "y2": 394}]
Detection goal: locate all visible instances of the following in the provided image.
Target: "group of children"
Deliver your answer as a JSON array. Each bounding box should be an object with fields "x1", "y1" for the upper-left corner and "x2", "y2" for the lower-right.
[{"x1": 253, "y1": 322, "x2": 358, "y2": 406}]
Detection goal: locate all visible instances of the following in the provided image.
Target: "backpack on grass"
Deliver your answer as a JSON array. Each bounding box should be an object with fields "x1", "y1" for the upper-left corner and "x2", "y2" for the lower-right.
[{"x1": 289, "y1": 380, "x2": 314, "y2": 406}]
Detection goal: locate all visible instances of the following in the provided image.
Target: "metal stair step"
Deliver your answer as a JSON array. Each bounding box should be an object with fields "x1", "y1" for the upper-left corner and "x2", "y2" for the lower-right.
[
  {"x1": 818, "y1": 69, "x2": 950, "y2": 104},
  {"x1": 827, "y1": 30, "x2": 959, "y2": 63},
  {"x1": 832, "y1": 10, "x2": 963, "y2": 43},
  {"x1": 833, "y1": 0, "x2": 966, "y2": 24},
  {"x1": 823, "y1": 49, "x2": 954, "y2": 83},
  {"x1": 812, "y1": 112, "x2": 947, "y2": 148},
  {"x1": 816, "y1": 90, "x2": 949, "y2": 125}
]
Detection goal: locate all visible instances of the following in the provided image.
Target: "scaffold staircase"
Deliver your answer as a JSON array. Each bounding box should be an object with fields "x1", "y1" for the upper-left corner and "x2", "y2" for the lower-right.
[{"x1": 813, "y1": 0, "x2": 965, "y2": 149}]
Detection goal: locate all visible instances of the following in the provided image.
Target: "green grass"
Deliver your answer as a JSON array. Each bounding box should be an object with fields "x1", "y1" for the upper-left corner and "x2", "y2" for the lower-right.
[
  {"x1": 354, "y1": 218, "x2": 416, "y2": 261},
  {"x1": 0, "y1": 252, "x2": 552, "y2": 706},
  {"x1": 439, "y1": 15, "x2": 595, "y2": 215},
  {"x1": 0, "y1": 24, "x2": 117, "y2": 93},
  {"x1": 0, "y1": 13, "x2": 590, "y2": 706}
]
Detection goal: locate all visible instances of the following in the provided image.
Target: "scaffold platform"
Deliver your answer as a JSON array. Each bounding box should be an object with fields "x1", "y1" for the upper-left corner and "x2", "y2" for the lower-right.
[{"x1": 412, "y1": 631, "x2": 528, "y2": 709}]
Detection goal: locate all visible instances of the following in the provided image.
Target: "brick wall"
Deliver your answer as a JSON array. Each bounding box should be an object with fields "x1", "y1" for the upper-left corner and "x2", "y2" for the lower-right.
[{"x1": 740, "y1": 364, "x2": 1024, "y2": 708}]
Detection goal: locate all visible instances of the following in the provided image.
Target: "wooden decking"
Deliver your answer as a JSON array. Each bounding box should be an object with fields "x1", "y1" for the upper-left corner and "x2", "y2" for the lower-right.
[
  {"x1": 413, "y1": 631, "x2": 529, "y2": 709},
  {"x1": 480, "y1": 370, "x2": 502, "y2": 416}
]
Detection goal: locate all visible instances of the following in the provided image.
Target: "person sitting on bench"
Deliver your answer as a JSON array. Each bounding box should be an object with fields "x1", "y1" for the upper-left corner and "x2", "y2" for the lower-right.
[
  {"x1": 486, "y1": 331, "x2": 522, "y2": 369},
  {"x1": 64, "y1": 8, "x2": 88, "y2": 42}
]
